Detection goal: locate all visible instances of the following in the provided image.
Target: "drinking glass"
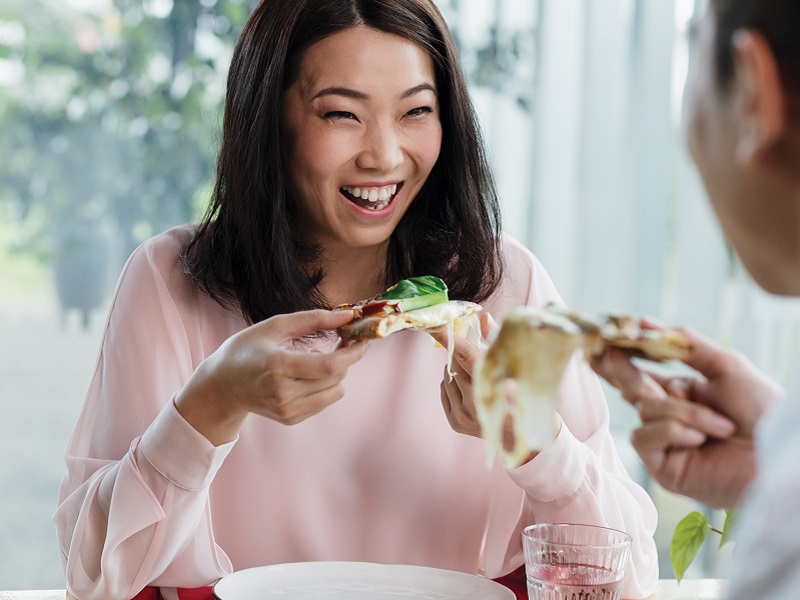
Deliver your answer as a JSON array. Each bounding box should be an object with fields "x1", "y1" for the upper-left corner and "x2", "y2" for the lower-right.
[{"x1": 523, "y1": 523, "x2": 632, "y2": 600}]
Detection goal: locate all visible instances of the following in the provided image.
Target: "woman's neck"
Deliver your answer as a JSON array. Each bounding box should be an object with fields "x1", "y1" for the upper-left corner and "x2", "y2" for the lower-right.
[{"x1": 312, "y1": 243, "x2": 390, "y2": 306}]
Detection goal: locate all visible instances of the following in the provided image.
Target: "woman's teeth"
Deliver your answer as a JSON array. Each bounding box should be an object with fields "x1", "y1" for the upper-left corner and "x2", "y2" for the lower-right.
[{"x1": 341, "y1": 184, "x2": 398, "y2": 210}]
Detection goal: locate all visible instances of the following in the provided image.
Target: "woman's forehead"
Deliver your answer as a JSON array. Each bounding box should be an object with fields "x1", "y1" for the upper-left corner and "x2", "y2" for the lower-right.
[{"x1": 294, "y1": 26, "x2": 436, "y2": 94}]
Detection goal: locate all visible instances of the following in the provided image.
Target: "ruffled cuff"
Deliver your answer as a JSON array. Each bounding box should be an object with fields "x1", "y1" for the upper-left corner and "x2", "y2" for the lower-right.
[
  {"x1": 138, "y1": 397, "x2": 235, "y2": 491},
  {"x1": 506, "y1": 420, "x2": 590, "y2": 502}
]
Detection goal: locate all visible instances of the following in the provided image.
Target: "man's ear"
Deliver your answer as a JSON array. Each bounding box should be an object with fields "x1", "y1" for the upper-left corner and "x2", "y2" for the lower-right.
[{"x1": 731, "y1": 29, "x2": 787, "y2": 165}]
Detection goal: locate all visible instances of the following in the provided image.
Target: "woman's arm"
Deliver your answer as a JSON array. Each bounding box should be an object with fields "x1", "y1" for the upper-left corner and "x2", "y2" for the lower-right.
[
  {"x1": 439, "y1": 235, "x2": 659, "y2": 598},
  {"x1": 54, "y1": 232, "x2": 237, "y2": 600},
  {"x1": 55, "y1": 229, "x2": 369, "y2": 599}
]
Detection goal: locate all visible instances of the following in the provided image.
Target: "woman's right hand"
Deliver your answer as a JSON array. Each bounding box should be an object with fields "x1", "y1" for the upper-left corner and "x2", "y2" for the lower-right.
[
  {"x1": 175, "y1": 309, "x2": 369, "y2": 445},
  {"x1": 590, "y1": 327, "x2": 782, "y2": 508}
]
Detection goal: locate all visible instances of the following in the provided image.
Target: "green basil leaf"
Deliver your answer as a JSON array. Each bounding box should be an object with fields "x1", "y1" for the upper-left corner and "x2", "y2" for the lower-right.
[
  {"x1": 379, "y1": 276, "x2": 449, "y2": 312},
  {"x1": 720, "y1": 509, "x2": 738, "y2": 548},
  {"x1": 671, "y1": 511, "x2": 709, "y2": 583}
]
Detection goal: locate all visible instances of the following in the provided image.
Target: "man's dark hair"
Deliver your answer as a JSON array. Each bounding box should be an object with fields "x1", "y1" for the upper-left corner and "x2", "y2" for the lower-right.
[
  {"x1": 183, "y1": 0, "x2": 504, "y2": 324},
  {"x1": 710, "y1": 0, "x2": 800, "y2": 91}
]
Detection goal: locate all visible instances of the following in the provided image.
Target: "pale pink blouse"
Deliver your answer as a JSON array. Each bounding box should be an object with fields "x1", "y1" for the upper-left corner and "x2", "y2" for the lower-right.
[{"x1": 55, "y1": 225, "x2": 658, "y2": 600}]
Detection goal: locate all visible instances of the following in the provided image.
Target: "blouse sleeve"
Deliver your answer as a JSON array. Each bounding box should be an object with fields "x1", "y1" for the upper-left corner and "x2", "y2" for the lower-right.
[
  {"x1": 482, "y1": 236, "x2": 659, "y2": 599},
  {"x1": 54, "y1": 232, "x2": 235, "y2": 600}
]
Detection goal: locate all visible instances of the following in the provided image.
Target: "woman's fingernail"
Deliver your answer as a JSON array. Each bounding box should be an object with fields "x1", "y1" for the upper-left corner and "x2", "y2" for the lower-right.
[
  {"x1": 685, "y1": 428, "x2": 707, "y2": 445},
  {"x1": 710, "y1": 414, "x2": 736, "y2": 436}
]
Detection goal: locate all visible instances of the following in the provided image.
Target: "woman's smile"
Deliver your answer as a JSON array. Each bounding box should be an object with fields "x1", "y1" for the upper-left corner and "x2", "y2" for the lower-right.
[
  {"x1": 339, "y1": 182, "x2": 403, "y2": 212},
  {"x1": 281, "y1": 25, "x2": 442, "y2": 254}
]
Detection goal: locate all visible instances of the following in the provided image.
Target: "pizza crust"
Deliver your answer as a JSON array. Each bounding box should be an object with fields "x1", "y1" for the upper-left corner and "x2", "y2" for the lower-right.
[
  {"x1": 337, "y1": 300, "x2": 483, "y2": 341},
  {"x1": 600, "y1": 314, "x2": 692, "y2": 361}
]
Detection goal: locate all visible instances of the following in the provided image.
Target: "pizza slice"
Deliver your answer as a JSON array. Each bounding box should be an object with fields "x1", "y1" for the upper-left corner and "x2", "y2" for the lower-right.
[
  {"x1": 474, "y1": 304, "x2": 693, "y2": 467},
  {"x1": 600, "y1": 314, "x2": 692, "y2": 361},
  {"x1": 336, "y1": 276, "x2": 482, "y2": 341}
]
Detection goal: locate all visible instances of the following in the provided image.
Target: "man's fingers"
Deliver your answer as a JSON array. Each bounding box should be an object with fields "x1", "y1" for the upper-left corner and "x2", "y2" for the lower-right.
[
  {"x1": 593, "y1": 348, "x2": 666, "y2": 406},
  {"x1": 630, "y1": 420, "x2": 708, "y2": 455},
  {"x1": 677, "y1": 327, "x2": 743, "y2": 379},
  {"x1": 636, "y1": 396, "x2": 736, "y2": 438}
]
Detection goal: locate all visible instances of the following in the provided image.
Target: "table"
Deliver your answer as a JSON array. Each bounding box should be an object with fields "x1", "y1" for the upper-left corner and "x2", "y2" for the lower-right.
[{"x1": 0, "y1": 579, "x2": 727, "y2": 600}]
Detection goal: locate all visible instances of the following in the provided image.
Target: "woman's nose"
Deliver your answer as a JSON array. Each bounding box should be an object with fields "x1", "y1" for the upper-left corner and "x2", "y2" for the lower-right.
[{"x1": 356, "y1": 123, "x2": 403, "y2": 172}]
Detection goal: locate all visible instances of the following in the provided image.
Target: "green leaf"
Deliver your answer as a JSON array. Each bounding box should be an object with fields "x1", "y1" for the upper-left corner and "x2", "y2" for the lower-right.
[
  {"x1": 379, "y1": 276, "x2": 449, "y2": 312},
  {"x1": 671, "y1": 511, "x2": 709, "y2": 583},
  {"x1": 720, "y1": 509, "x2": 738, "y2": 548}
]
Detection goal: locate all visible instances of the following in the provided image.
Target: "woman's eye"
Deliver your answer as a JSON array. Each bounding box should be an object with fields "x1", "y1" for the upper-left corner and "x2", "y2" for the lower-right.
[
  {"x1": 406, "y1": 106, "x2": 433, "y2": 117},
  {"x1": 324, "y1": 111, "x2": 357, "y2": 121}
]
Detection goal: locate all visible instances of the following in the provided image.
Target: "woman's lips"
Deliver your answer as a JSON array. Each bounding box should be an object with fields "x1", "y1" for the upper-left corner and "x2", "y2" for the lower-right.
[{"x1": 340, "y1": 182, "x2": 402, "y2": 211}]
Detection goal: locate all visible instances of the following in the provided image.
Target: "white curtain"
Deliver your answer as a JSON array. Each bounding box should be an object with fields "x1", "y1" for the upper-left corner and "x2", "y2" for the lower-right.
[{"x1": 446, "y1": 0, "x2": 800, "y2": 386}]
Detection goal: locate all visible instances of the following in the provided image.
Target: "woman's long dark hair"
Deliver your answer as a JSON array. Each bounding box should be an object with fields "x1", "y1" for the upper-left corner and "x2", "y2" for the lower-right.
[{"x1": 183, "y1": 0, "x2": 504, "y2": 324}]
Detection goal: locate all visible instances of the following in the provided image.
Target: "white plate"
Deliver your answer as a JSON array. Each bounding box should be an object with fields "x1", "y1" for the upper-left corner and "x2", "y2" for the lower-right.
[{"x1": 213, "y1": 561, "x2": 516, "y2": 599}]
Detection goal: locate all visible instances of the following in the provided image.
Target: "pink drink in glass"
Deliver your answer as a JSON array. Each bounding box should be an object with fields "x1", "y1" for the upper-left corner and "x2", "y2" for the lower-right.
[
  {"x1": 527, "y1": 562, "x2": 623, "y2": 600},
  {"x1": 523, "y1": 524, "x2": 632, "y2": 600}
]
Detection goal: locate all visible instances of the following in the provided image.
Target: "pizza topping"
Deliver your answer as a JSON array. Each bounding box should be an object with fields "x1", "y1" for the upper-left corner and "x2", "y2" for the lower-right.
[
  {"x1": 340, "y1": 275, "x2": 450, "y2": 318},
  {"x1": 474, "y1": 304, "x2": 693, "y2": 467}
]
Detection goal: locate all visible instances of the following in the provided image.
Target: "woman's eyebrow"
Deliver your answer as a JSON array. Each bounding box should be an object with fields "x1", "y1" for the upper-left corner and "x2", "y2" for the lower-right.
[
  {"x1": 310, "y1": 83, "x2": 436, "y2": 102},
  {"x1": 400, "y1": 83, "x2": 436, "y2": 99},
  {"x1": 311, "y1": 87, "x2": 368, "y2": 101}
]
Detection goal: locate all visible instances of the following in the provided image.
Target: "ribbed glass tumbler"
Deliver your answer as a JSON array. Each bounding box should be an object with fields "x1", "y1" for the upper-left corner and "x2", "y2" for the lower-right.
[{"x1": 522, "y1": 523, "x2": 632, "y2": 600}]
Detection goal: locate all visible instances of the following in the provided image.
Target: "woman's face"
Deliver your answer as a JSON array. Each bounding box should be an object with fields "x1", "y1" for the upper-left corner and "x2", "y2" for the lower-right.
[{"x1": 282, "y1": 25, "x2": 442, "y2": 256}]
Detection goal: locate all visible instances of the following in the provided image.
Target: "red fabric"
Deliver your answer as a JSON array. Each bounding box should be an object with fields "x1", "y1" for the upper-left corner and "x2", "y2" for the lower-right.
[
  {"x1": 175, "y1": 587, "x2": 215, "y2": 600},
  {"x1": 129, "y1": 566, "x2": 526, "y2": 600},
  {"x1": 130, "y1": 588, "x2": 159, "y2": 600},
  {"x1": 493, "y1": 565, "x2": 527, "y2": 600},
  {"x1": 131, "y1": 586, "x2": 214, "y2": 600}
]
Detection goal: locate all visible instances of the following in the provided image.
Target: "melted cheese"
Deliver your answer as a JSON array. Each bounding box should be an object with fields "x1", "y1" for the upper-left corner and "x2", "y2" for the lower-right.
[
  {"x1": 473, "y1": 304, "x2": 692, "y2": 467},
  {"x1": 441, "y1": 311, "x2": 482, "y2": 380},
  {"x1": 474, "y1": 307, "x2": 598, "y2": 467}
]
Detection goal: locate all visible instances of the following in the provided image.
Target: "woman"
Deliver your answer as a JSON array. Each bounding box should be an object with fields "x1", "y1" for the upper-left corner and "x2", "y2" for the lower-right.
[{"x1": 55, "y1": 1, "x2": 658, "y2": 599}]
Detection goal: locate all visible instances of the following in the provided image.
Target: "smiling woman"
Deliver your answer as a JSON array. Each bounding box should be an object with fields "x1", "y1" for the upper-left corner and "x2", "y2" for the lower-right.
[
  {"x1": 280, "y1": 25, "x2": 443, "y2": 294},
  {"x1": 51, "y1": 1, "x2": 658, "y2": 599}
]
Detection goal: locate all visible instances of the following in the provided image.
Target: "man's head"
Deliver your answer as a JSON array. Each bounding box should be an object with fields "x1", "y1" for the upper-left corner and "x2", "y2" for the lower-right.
[
  {"x1": 709, "y1": 0, "x2": 800, "y2": 92},
  {"x1": 685, "y1": 0, "x2": 800, "y2": 296}
]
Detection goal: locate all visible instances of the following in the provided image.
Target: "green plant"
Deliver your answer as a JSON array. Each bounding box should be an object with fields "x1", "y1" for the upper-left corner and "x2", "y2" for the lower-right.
[{"x1": 670, "y1": 509, "x2": 738, "y2": 582}]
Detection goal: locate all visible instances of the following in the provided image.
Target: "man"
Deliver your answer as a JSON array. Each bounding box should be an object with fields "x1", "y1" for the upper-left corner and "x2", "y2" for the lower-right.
[{"x1": 590, "y1": 0, "x2": 800, "y2": 598}]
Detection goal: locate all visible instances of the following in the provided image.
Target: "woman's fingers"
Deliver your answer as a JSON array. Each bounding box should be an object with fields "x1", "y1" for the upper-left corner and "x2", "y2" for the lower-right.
[
  {"x1": 270, "y1": 381, "x2": 347, "y2": 425},
  {"x1": 278, "y1": 339, "x2": 369, "y2": 381},
  {"x1": 440, "y1": 362, "x2": 480, "y2": 436},
  {"x1": 449, "y1": 362, "x2": 477, "y2": 418},
  {"x1": 431, "y1": 312, "x2": 502, "y2": 439},
  {"x1": 434, "y1": 330, "x2": 481, "y2": 372},
  {"x1": 480, "y1": 312, "x2": 498, "y2": 340},
  {"x1": 441, "y1": 365, "x2": 473, "y2": 418},
  {"x1": 429, "y1": 310, "x2": 496, "y2": 371},
  {"x1": 257, "y1": 308, "x2": 357, "y2": 342}
]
